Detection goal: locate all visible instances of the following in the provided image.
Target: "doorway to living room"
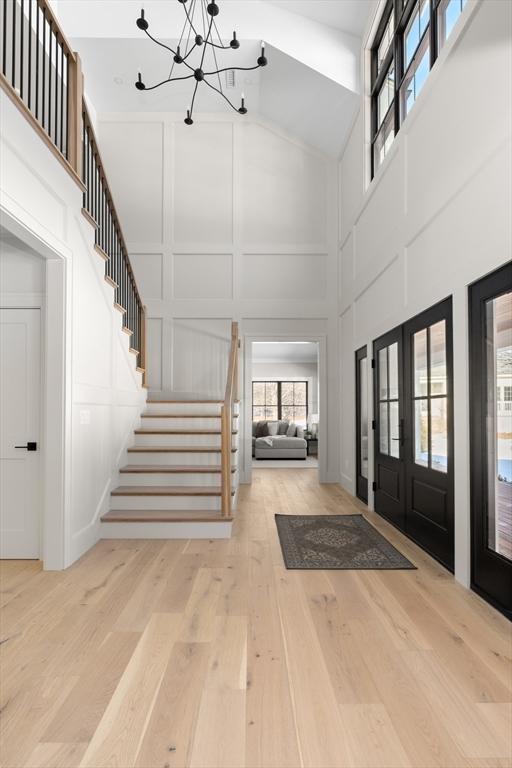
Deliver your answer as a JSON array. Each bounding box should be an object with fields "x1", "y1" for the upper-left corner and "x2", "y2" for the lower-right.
[{"x1": 249, "y1": 340, "x2": 320, "y2": 473}]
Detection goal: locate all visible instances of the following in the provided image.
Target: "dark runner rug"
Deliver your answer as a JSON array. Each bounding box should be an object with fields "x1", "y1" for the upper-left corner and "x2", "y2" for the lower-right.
[{"x1": 275, "y1": 514, "x2": 416, "y2": 570}]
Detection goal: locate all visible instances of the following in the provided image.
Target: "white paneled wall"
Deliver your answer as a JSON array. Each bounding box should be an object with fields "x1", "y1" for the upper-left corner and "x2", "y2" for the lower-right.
[
  {"x1": 338, "y1": 0, "x2": 512, "y2": 586},
  {"x1": 98, "y1": 113, "x2": 340, "y2": 482},
  {"x1": 0, "y1": 90, "x2": 146, "y2": 569}
]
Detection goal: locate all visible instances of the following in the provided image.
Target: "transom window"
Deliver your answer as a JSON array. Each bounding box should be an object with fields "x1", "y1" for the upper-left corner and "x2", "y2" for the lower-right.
[
  {"x1": 252, "y1": 381, "x2": 308, "y2": 425},
  {"x1": 370, "y1": 0, "x2": 468, "y2": 178}
]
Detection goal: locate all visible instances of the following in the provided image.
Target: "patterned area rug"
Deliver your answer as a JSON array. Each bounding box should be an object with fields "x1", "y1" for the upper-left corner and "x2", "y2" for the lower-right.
[{"x1": 275, "y1": 514, "x2": 416, "y2": 570}]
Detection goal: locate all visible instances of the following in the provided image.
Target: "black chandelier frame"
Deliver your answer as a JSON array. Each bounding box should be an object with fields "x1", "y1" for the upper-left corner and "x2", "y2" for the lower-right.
[{"x1": 135, "y1": 0, "x2": 268, "y2": 124}]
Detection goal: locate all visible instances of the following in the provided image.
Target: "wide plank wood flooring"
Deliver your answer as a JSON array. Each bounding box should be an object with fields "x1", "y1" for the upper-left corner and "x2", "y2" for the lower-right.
[{"x1": 1, "y1": 469, "x2": 511, "y2": 768}]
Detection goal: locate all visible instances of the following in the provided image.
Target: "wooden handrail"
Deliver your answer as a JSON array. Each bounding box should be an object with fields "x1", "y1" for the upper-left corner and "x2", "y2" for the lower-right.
[{"x1": 221, "y1": 322, "x2": 239, "y2": 517}]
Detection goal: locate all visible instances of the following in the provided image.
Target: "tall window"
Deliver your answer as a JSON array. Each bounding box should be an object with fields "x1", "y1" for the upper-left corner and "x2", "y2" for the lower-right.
[
  {"x1": 371, "y1": 0, "x2": 468, "y2": 177},
  {"x1": 252, "y1": 381, "x2": 308, "y2": 424}
]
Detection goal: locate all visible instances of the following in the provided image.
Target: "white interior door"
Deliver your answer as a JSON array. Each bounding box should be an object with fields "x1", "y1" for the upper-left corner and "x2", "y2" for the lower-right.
[{"x1": 0, "y1": 308, "x2": 41, "y2": 558}]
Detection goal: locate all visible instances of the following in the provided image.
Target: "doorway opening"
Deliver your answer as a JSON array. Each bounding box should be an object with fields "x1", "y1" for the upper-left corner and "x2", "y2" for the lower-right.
[{"x1": 250, "y1": 340, "x2": 320, "y2": 471}]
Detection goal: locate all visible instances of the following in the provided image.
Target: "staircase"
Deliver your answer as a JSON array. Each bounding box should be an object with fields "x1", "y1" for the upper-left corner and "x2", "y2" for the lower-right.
[{"x1": 100, "y1": 324, "x2": 240, "y2": 539}]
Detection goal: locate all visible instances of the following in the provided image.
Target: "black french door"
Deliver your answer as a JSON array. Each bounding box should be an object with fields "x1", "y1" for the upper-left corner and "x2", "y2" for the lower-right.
[
  {"x1": 373, "y1": 298, "x2": 454, "y2": 571},
  {"x1": 355, "y1": 346, "x2": 369, "y2": 504},
  {"x1": 469, "y1": 264, "x2": 512, "y2": 618}
]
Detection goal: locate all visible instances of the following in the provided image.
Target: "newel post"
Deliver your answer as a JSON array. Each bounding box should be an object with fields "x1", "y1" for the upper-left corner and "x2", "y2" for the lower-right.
[{"x1": 68, "y1": 53, "x2": 83, "y2": 179}]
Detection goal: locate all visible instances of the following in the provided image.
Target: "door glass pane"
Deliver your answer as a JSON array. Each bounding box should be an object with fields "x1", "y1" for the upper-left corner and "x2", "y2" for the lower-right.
[
  {"x1": 431, "y1": 397, "x2": 448, "y2": 473},
  {"x1": 390, "y1": 400, "x2": 400, "y2": 458},
  {"x1": 380, "y1": 402, "x2": 389, "y2": 455},
  {"x1": 486, "y1": 291, "x2": 512, "y2": 560},
  {"x1": 379, "y1": 348, "x2": 388, "y2": 399},
  {"x1": 360, "y1": 358, "x2": 368, "y2": 478},
  {"x1": 388, "y1": 343, "x2": 399, "y2": 399},
  {"x1": 430, "y1": 320, "x2": 447, "y2": 395},
  {"x1": 414, "y1": 329, "x2": 428, "y2": 396},
  {"x1": 414, "y1": 399, "x2": 429, "y2": 467}
]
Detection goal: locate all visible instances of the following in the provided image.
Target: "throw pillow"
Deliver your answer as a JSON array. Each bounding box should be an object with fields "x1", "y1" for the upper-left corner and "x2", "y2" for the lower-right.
[
  {"x1": 278, "y1": 420, "x2": 288, "y2": 435},
  {"x1": 267, "y1": 421, "x2": 279, "y2": 436},
  {"x1": 286, "y1": 422, "x2": 297, "y2": 437},
  {"x1": 255, "y1": 421, "x2": 269, "y2": 438}
]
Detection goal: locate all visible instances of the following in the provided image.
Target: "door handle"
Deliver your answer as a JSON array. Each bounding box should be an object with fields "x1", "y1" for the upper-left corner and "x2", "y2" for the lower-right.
[
  {"x1": 14, "y1": 442, "x2": 37, "y2": 451},
  {"x1": 392, "y1": 421, "x2": 405, "y2": 446}
]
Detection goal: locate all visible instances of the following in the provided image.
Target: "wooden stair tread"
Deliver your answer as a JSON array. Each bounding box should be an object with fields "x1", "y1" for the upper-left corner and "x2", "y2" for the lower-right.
[
  {"x1": 102, "y1": 510, "x2": 233, "y2": 523},
  {"x1": 141, "y1": 414, "x2": 225, "y2": 419},
  {"x1": 134, "y1": 429, "x2": 238, "y2": 435},
  {"x1": 127, "y1": 446, "x2": 237, "y2": 453},
  {"x1": 146, "y1": 399, "x2": 240, "y2": 404},
  {"x1": 111, "y1": 485, "x2": 236, "y2": 496},
  {"x1": 120, "y1": 465, "x2": 236, "y2": 473}
]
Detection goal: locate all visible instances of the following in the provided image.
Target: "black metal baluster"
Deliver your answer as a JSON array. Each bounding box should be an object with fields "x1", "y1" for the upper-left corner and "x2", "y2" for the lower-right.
[
  {"x1": 41, "y1": 7, "x2": 45, "y2": 129},
  {"x1": 2, "y1": 0, "x2": 7, "y2": 77},
  {"x1": 27, "y1": 0, "x2": 32, "y2": 109},
  {"x1": 12, "y1": 0, "x2": 16, "y2": 89},
  {"x1": 36, "y1": 3, "x2": 39, "y2": 118},
  {"x1": 20, "y1": 0, "x2": 24, "y2": 100},
  {"x1": 48, "y1": 19, "x2": 52, "y2": 139},
  {"x1": 59, "y1": 43, "x2": 63, "y2": 152},
  {"x1": 64, "y1": 52, "x2": 68, "y2": 157},
  {"x1": 54, "y1": 30, "x2": 58, "y2": 147}
]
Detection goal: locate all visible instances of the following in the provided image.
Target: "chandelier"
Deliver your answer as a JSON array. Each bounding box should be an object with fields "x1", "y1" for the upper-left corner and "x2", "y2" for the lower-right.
[{"x1": 135, "y1": 1, "x2": 268, "y2": 124}]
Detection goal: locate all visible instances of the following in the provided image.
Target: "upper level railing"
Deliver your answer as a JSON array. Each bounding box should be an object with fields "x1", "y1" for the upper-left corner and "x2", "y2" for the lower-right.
[
  {"x1": 221, "y1": 322, "x2": 239, "y2": 517},
  {"x1": 82, "y1": 105, "x2": 145, "y2": 370},
  {"x1": 0, "y1": 0, "x2": 146, "y2": 378}
]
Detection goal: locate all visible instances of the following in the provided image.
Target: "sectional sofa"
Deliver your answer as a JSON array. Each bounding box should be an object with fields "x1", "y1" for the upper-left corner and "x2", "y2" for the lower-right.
[{"x1": 252, "y1": 420, "x2": 307, "y2": 460}]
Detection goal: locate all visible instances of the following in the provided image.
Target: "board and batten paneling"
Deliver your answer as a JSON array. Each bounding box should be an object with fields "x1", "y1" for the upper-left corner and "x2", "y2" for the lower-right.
[
  {"x1": 337, "y1": 0, "x2": 512, "y2": 586},
  {"x1": 97, "y1": 116, "x2": 337, "y2": 406}
]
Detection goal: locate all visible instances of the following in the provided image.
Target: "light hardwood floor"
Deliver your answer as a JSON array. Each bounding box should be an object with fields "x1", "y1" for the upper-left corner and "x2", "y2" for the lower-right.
[{"x1": 1, "y1": 469, "x2": 511, "y2": 768}]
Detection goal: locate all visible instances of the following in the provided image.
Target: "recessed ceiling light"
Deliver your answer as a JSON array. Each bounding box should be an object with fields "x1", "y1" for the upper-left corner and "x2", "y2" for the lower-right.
[{"x1": 113, "y1": 76, "x2": 124, "y2": 85}]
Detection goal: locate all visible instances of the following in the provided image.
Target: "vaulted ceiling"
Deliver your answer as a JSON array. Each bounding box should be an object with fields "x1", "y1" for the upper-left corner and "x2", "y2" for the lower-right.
[{"x1": 51, "y1": 0, "x2": 377, "y2": 156}]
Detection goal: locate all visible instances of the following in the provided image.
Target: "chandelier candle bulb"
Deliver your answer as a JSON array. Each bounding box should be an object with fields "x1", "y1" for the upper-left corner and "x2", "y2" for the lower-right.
[{"x1": 135, "y1": 0, "x2": 269, "y2": 123}]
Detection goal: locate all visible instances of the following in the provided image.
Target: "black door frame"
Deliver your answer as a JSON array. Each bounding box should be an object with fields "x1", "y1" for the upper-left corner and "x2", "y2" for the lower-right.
[
  {"x1": 355, "y1": 345, "x2": 368, "y2": 504},
  {"x1": 469, "y1": 263, "x2": 512, "y2": 619},
  {"x1": 373, "y1": 297, "x2": 454, "y2": 571}
]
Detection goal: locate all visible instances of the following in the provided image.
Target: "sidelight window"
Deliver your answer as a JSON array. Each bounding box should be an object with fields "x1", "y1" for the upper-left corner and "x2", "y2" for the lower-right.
[
  {"x1": 378, "y1": 342, "x2": 400, "y2": 458},
  {"x1": 412, "y1": 320, "x2": 448, "y2": 472}
]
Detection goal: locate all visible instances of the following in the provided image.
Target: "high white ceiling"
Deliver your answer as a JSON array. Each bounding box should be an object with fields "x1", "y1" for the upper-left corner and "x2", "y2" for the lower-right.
[
  {"x1": 253, "y1": 341, "x2": 318, "y2": 364},
  {"x1": 268, "y1": 1, "x2": 374, "y2": 37},
  {"x1": 53, "y1": 0, "x2": 377, "y2": 156}
]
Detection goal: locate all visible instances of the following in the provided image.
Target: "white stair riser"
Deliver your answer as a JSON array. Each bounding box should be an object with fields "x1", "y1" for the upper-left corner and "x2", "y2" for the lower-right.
[
  {"x1": 125, "y1": 451, "x2": 237, "y2": 467},
  {"x1": 133, "y1": 433, "x2": 239, "y2": 448},
  {"x1": 100, "y1": 521, "x2": 232, "y2": 538},
  {"x1": 118, "y1": 472, "x2": 226, "y2": 487},
  {"x1": 111, "y1": 495, "x2": 221, "y2": 511},
  {"x1": 140, "y1": 416, "x2": 230, "y2": 430}
]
